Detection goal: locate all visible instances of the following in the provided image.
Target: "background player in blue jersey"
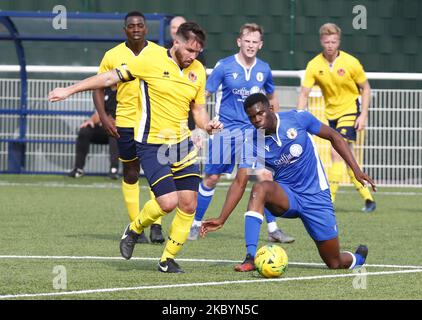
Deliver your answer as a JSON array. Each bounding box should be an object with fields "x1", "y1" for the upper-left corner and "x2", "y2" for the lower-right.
[
  {"x1": 201, "y1": 93, "x2": 376, "y2": 271},
  {"x1": 188, "y1": 23, "x2": 294, "y2": 244}
]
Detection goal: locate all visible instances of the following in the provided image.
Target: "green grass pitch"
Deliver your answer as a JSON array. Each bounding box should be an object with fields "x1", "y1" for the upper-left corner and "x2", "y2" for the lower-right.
[{"x1": 0, "y1": 174, "x2": 421, "y2": 300}]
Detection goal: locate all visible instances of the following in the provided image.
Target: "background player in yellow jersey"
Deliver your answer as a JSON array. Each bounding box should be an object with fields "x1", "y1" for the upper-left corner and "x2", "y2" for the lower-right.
[
  {"x1": 94, "y1": 11, "x2": 164, "y2": 244},
  {"x1": 48, "y1": 22, "x2": 223, "y2": 273},
  {"x1": 297, "y1": 23, "x2": 376, "y2": 213}
]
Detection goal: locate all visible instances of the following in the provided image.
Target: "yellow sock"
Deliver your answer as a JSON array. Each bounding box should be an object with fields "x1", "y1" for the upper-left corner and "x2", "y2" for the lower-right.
[
  {"x1": 328, "y1": 161, "x2": 344, "y2": 203},
  {"x1": 161, "y1": 208, "x2": 194, "y2": 262},
  {"x1": 148, "y1": 189, "x2": 162, "y2": 225},
  {"x1": 121, "y1": 181, "x2": 139, "y2": 222},
  {"x1": 130, "y1": 199, "x2": 167, "y2": 234},
  {"x1": 347, "y1": 168, "x2": 374, "y2": 201}
]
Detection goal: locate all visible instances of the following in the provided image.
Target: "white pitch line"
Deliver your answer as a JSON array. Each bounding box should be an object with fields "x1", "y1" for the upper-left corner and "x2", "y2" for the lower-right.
[
  {"x1": 1, "y1": 268, "x2": 421, "y2": 300},
  {"x1": 0, "y1": 255, "x2": 421, "y2": 269},
  {"x1": 1, "y1": 180, "x2": 421, "y2": 196}
]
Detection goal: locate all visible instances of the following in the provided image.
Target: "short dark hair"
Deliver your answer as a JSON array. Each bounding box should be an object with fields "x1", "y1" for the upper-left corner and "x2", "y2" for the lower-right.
[
  {"x1": 176, "y1": 21, "x2": 206, "y2": 48},
  {"x1": 244, "y1": 93, "x2": 270, "y2": 112},
  {"x1": 124, "y1": 11, "x2": 145, "y2": 25}
]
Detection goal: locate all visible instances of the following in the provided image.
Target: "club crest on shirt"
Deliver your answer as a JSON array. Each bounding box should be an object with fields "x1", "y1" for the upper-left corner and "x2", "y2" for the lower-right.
[
  {"x1": 188, "y1": 71, "x2": 197, "y2": 82},
  {"x1": 337, "y1": 68, "x2": 346, "y2": 76},
  {"x1": 256, "y1": 72, "x2": 264, "y2": 82},
  {"x1": 286, "y1": 128, "x2": 298, "y2": 139},
  {"x1": 289, "y1": 144, "x2": 303, "y2": 157}
]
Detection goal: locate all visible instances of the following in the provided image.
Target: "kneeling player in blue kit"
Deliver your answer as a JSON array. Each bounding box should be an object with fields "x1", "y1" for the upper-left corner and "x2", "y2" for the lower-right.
[{"x1": 202, "y1": 93, "x2": 376, "y2": 271}]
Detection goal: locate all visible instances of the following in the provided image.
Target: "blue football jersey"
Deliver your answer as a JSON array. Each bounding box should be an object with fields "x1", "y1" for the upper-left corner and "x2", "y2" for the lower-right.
[
  {"x1": 263, "y1": 110, "x2": 329, "y2": 195},
  {"x1": 206, "y1": 54, "x2": 275, "y2": 130}
]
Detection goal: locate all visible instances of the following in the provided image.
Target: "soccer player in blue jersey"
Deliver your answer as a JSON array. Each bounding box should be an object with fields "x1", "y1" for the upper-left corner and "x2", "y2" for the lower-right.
[
  {"x1": 202, "y1": 93, "x2": 376, "y2": 271},
  {"x1": 188, "y1": 23, "x2": 294, "y2": 244}
]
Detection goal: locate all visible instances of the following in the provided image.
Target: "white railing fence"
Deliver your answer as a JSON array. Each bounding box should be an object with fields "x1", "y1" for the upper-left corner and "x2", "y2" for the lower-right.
[{"x1": 1, "y1": 66, "x2": 421, "y2": 186}]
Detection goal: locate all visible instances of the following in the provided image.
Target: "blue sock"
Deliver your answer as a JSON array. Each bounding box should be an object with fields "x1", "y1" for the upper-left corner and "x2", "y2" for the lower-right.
[
  {"x1": 245, "y1": 211, "x2": 263, "y2": 258},
  {"x1": 348, "y1": 252, "x2": 366, "y2": 269},
  {"x1": 355, "y1": 253, "x2": 366, "y2": 267},
  {"x1": 194, "y1": 182, "x2": 215, "y2": 221},
  {"x1": 264, "y1": 208, "x2": 276, "y2": 223}
]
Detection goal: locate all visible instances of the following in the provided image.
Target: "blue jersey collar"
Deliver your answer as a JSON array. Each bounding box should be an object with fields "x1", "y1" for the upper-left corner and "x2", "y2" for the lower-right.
[{"x1": 265, "y1": 113, "x2": 282, "y2": 146}]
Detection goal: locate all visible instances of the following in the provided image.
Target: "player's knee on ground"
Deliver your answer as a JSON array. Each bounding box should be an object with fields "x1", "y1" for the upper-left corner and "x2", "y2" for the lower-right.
[
  {"x1": 203, "y1": 174, "x2": 221, "y2": 189},
  {"x1": 324, "y1": 259, "x2": 343, "y2": 269}
]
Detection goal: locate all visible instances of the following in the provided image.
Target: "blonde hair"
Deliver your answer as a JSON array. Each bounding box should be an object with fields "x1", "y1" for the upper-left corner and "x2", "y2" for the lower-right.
[
  {"x1": 239, "y1": 23, "x2": 264, "y2": 40},
  {"x1": 319, "y1": 23, "x2": 341, "y2": 38}
]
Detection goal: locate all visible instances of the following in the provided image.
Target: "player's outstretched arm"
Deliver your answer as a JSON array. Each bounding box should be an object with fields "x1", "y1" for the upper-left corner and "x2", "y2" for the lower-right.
[
  {"x1": 48, "y1": 70, "x2": 120, "y2": 102},
  {"x1": 318, "y1": 124, "x2": 377, "y2": 192}
]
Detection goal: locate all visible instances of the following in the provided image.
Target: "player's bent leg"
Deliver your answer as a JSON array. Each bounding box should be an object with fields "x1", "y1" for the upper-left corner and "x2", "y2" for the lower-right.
[
  {"x1": 235, "y1": 181, "x2": 290, "y2": 272},
  {"x1": 315, "y1": 238, "x2": 353, "y2": 269},
  {"x1": 120, "y1": 184, "x2": 177, "y2": 260},
  {"x1": 315, "y1": 238, "x2": 368, "y2": 269},
  {"x1": 256, "y1": 169, "x2": 295, "y2": 243}
]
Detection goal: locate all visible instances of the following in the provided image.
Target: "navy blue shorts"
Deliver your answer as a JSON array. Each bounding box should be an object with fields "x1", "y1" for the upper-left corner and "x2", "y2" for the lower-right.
[
  {"x1": 136, "y1": 138, "x2": 201, "y2": 197},
  {"x1": 116, "y1": 127, "x2": 137, "y2": 162},
  {"x1": 276, "y1": 184, "x2": 338, "y2": 241},
  {"x1": 328, "y1": 113, "x2": 360, "y2": 142}
]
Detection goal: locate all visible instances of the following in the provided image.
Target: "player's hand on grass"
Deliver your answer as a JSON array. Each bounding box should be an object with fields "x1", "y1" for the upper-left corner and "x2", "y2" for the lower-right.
[
  {"x1": 200, "y1": 218, "x2": 224, "y2": 237},
  {"x1": 205, "y1": 119, "x2": 223, "y2": 135},
  {"x1": 48, "y1": 88, "x2": 70, "y2": 102}
]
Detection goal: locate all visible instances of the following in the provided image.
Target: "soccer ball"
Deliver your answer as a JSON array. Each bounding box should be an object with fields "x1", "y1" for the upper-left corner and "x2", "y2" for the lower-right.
[{"x1": 254, "y1": 244, "x2": 288, "y2": 278}]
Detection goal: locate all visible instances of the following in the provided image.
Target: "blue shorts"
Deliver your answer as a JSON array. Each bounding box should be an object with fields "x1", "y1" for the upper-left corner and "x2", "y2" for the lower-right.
[
  {"x1": 276, "y1": 185, "x2": 338, "y2": 241},
  {"x1": 204, "y1": 129, "x2": 262, "y2": 175},
  {"x1": 116, "y1": 127, "x2": 137, "y2": 162},
  {"x1": 136, "y1": 138, "x2": 201, "y2": 197},
  {"x1": 328, "y1": 112, "x2": 360, "y2": 142}
]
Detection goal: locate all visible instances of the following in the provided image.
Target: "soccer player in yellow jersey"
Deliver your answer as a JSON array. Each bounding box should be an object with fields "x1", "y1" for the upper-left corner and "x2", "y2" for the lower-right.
[
  {"x1": 48, "y1": 22, "x2": 223, "y2": 273},
  {"x1": 297, "y1": 23, "x2": 376, "y2": 213},
  {"x1": 93, "y1": 11, "x2": 164, "y2": 244}
]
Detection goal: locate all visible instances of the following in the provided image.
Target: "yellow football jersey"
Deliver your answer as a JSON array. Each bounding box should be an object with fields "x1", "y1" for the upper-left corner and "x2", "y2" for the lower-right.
[
  {"x1": 302, "y1": 50, "x2": 367, "y2": 120},
  {"x1": 117, "y1": 42, "x2": 206, "y2": 145},
  {"x1": 98, "y1": 42, "x2": 144, "y2": 128}
]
